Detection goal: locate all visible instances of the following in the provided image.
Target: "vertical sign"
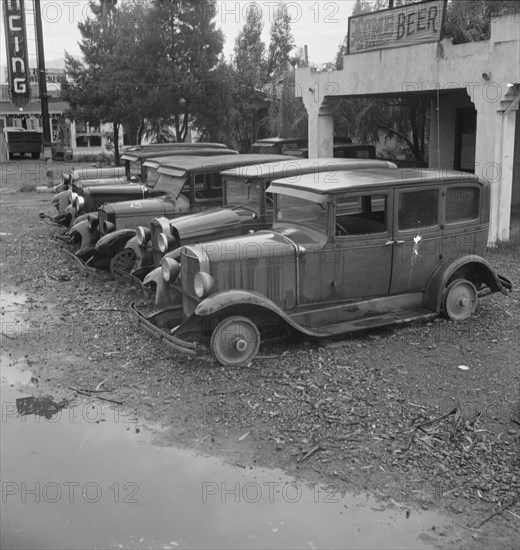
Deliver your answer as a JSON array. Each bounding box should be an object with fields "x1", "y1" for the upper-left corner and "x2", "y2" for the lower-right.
[{"x1": 3, "y1": 0, "x2": 31, "y2": 105}]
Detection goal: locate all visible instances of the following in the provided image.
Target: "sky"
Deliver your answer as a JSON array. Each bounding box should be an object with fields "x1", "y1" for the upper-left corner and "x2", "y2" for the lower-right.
[{"x1": 1, "y1": 0, "x2": 356, "y2": 73}]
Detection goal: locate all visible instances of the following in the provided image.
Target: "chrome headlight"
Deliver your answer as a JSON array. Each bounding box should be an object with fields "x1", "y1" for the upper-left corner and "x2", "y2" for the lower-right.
[
  {"x1": 70, "y1": 191, "x2": 77, "y2": 205},
  {"x1": 161, "y1": 257, "x2": 181, "y2": 283},
  {"x1": 194, "y1": 271, "x2": 215, "y2": 299},
  {"x1": 158, "y1": 232, "x2": 175, "y2": 254},
  {"x1": 137, "y1": 226, "x2": 151, "y2": 246}
]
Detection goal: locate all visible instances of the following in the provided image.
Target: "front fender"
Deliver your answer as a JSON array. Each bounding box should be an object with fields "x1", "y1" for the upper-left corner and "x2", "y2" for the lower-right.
[
  {"x1": 194, "y1": 290, "x2": 319, "y2": 337},
  {"x1": 67, "y1": 219, "x2": 99, "y2": 250},
  {"x1": 423, "y1": 254, "x2": 511, "y2": 313},
  {"x1": 144, "y1": 267, "x2": 182, "y2": 308},
  {"x1": 95, "y1": 229, "x2": 137, "y2": 255},
  {"x1": 51, "y1": 190, "x2": 71, "y2": 213}
]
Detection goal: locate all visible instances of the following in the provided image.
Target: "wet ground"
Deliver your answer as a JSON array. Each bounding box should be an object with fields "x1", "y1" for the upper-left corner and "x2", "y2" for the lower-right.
[
  {"x1": 1, "y1": 355, "x2": 451, "y2": 550},
  {"x1": 1, "y1": 161, "x2": 519, "y2": 549}
]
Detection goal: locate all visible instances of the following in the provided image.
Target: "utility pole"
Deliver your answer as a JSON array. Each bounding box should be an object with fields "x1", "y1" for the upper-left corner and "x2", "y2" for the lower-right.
[{"x1": 33, "y1": 0, "x2": 52, "y2": 161}]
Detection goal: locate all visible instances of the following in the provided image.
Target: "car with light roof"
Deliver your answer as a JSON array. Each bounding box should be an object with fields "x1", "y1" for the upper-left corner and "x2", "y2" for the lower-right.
[
  {"x1": 132, "y1": 158, "x2": 397, "y2": 306},
  {"x1": 132, "y1": 167, "x2": 511, "y2": 366}
]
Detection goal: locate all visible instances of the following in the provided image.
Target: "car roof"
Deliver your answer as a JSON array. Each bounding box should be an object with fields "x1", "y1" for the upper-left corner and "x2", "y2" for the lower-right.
[
  {"x1": 121, "y1": 146, "x2": 232, "y2": 162},
  {"x1": 221, "y1": 158, "x2": 397, "y2": 180},
  {"x1": 155, "y1": 154, "x2": 295, "y2": 176},
  {"x1": 252, "y1": 137, "x2": 306, "y2": 145},
  {"x1": 267, "y1": 168, "x2": 483, "y2": 200}
]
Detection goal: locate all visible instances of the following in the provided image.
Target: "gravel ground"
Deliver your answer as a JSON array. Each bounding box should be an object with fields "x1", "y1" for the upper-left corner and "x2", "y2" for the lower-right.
[{"x1": 1, "y1": 160, "x2": 519, "y2": 549}]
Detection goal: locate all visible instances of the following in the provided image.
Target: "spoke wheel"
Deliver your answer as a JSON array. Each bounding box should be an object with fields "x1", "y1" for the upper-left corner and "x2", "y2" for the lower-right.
[
  {"x1": 443, "y1": 279, "x2": 478, "y2": 321},
  {"x1": 210, "y1": 316, "x2": 260, "y2": 366},
  {"x1": 110, "y1": 248, "x2": 136, "y2": 278}
]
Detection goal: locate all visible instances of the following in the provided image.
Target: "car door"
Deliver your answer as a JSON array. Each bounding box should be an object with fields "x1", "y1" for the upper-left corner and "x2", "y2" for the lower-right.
[
  {"x1": 389, "y1": 187, "x2": 443, "y2": 294},
  {"x1": 331, "y1": 191, "x2": 393, "y2": 300}
]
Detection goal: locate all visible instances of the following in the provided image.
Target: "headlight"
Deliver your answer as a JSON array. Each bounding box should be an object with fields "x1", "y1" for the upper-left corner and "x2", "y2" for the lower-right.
[
  {"x1": 63, "y1": 173, "x2": 71, "y2": 186},
  {"x1": 161, "y1": 257, "x2": 181, "y2": 283},
  {"x1": 137, "y1": 226, "x2": 150, "y2": 246},
  {"x1": 75, "y1": 196, "x2": 85, "y2": 211},
  {"x1": 71, "y1": 191, "x2": 77, "y2": 205},
  {"x1": 158, "y1": 232, "x2": 175, "y2": 253},
  {"x1": 103, "y1": 221, "x2": 115, "y2": 234},
  {"x1": 194, "y1": 271, "x2": 215, "y2": 299}
]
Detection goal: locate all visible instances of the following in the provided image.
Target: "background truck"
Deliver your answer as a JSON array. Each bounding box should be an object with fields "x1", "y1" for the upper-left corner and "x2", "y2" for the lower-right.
[{"x1": 3, "y1": 128, "x2": 43, "y2": 160}]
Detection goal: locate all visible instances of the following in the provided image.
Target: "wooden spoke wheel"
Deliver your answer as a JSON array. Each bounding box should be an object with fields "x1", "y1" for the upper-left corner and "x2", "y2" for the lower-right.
[{"x1": 110, "y1": 248, "x2": 136, "y2": 278}]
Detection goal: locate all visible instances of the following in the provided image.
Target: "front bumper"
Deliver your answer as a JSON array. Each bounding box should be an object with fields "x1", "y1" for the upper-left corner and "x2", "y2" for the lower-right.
[
  {"x1": 130, "y1": 303, "x2": 197, "y2": 356},
  {"x1": 59, "y1": 247, "x2": 99, "y2": 274},
  {"x1": 112, "y1": 266, "x2": 154, "y2": 292}
]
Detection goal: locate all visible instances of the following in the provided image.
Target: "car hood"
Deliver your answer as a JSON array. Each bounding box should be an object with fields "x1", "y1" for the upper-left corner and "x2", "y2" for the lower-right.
[
  {"x1": 168, "y1": 208, "x2": 241, "y2": 241},
  {"x1": 193, "y1": 230, "x2": 300, "y2": 264}
]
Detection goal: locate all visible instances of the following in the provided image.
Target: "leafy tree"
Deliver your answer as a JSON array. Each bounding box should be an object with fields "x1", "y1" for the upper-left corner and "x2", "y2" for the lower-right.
[
  {"x1": 61, "y1": 0, "x2": 147, "y2": 163},
  {"x1": 267, "y1": 2, "x2": 295, "y2": 80},
  {"x1": 444, "y1": 0, "x2": 520, "y2": 44},
  {"x1": 144, "y1": 0, "x2": 224, "y2": 142}
]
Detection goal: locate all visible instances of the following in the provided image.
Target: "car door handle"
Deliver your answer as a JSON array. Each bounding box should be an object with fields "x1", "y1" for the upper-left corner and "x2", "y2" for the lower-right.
[{"x1": 384, "y1": 240, "x2": 405, "y2": 246}]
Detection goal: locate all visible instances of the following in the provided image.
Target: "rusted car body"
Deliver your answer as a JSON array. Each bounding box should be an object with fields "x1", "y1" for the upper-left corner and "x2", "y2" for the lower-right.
[
  {"x1": 52, "y1": 145, "x2": 236, "y2": 226},
  {"x1": 134, "y1": 158, "x2": 397, "y2": 306},
  {"x1": 66, "y1": 154, "x2": 290, "y2": 270},
  {"x1": 132, "y1": 168, "x2": 511, "y2": 366}
]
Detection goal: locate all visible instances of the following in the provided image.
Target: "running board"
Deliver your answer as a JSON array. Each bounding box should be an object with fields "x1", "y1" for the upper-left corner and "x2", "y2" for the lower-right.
[{"x1": 308, "y1": 307, "x2": 437, "y2": 337}]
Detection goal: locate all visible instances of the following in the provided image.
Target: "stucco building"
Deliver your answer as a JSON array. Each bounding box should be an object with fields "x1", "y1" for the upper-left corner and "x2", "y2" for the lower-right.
[{"x1": 295, "y1": 14, "x2": 519, "y2": 242}]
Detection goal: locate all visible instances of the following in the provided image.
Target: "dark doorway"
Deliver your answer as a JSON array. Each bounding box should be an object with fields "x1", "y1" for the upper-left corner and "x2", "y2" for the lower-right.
[{"x1": 454, "y1": 108, "x2": 477, "y2": 172}]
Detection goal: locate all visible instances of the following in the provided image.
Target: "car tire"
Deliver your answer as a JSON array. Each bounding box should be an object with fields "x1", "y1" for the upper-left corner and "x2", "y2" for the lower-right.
[
  {"x1": 442, "y1": 279, "x2": 478, "y2": 321},
  {"x1": 210, "y1": 316, "x2": 261, "y2": 367},
  {"x1": 110, "y1": 248, "x2": 136, "y2": 279}
]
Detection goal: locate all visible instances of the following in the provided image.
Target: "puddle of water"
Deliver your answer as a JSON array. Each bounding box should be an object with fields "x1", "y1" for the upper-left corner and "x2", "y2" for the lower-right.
[{"x1": 1, "y1": 358, "x2": 452, "y2": 549}]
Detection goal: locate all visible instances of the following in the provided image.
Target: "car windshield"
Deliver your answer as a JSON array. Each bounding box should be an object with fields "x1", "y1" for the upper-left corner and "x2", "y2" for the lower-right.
[
  {"x1": 145, "y1": 166, "x2": 161, "y2": 186},
  {"x1": 224, "y1": 178, "x2": 263, "y2": 212},
  {"x1": 275, "y1": 194, "x2": 328, "y2": 234},
  {"x1": 153, "y1": 173, "x2": 189, "y2": 197},
  {"x1": 128, "y1": 160, "x2": 141, "y2": 179}
]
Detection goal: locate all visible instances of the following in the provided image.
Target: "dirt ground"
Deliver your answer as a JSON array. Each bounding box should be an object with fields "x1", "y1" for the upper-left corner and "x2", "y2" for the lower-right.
[{"x1": 1, "y1": 160, "x2": 519, "y2": 549}]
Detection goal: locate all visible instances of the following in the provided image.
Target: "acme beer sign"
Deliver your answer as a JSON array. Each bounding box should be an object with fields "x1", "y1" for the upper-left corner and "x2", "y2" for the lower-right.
[
  {"x1": 348, "y1": 0, "x2": 447, "y2": 55},
  {"x1": 3, "y1": 0, "x2": 31, "y2": 105}
]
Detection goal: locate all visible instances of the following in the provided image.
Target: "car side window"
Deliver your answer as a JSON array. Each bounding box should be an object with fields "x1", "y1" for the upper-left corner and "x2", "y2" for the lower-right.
[
  {"x1": 193, "y1": 173, "x2": 223, "y2": 201},
  {"x1": 398, "y1": 190, "x2": 438, "y2": 230},
  {"x1": 446, "y1": 186, "x2": 479, "y2": 223},
  {"x1": 335, "y1": 194, "x2": 387, "y2": 236}
]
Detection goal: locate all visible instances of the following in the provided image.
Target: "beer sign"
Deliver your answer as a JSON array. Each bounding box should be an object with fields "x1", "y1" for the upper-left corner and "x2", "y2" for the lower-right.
[
  {"x1": 3, "y1": 0, "x2": 31, "y2": 105},
  {"x1": 348, "y1": 0, "x2": 447, "y2": 55}
]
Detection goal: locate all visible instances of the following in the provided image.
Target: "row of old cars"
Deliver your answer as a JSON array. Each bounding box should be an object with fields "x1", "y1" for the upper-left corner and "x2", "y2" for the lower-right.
[{"x1": 46, "y1": 140, "x2": 512, "y2": 366}]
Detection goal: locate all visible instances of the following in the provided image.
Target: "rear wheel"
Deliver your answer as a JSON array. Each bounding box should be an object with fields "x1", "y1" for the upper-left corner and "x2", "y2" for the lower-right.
[
  {"x1": 110, "y1": 248, "x2": 136, "y2": 278},
  {"x1": 442, "y1": 279, "x2": 478, "y2": 321},
  {"x1": 210, "y1": 316, "x2": 260, "y2": 366}
]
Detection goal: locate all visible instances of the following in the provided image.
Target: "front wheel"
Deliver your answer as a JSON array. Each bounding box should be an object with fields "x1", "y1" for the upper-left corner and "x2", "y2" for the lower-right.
[
  {"x1": 210, "y1": 316, "x2": 260, "y2": 366},
  {"x1": 442, "y1": 279, "x2": 478, "y2": 321},
  {"x1": 110, "y1": 248, "x2": 136, "y2": 278}
]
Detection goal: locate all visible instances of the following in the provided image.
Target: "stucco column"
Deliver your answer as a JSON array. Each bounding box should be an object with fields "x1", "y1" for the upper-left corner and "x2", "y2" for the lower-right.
[
  {"x1": 491, "y1": 93, "x2": 519, "y2": 242},
  {"x1": 307, "y1": 100, "x2": 335, "y2": 159}
]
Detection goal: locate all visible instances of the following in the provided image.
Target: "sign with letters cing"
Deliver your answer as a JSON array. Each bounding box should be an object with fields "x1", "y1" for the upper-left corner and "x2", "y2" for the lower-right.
[
  {"x1": 348, "y1": 0, "x2": 447, "y2": 55},
  {"x1": 3, "y1": 0, "x2": 31, "y2": 105}
]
